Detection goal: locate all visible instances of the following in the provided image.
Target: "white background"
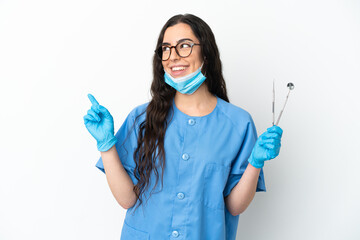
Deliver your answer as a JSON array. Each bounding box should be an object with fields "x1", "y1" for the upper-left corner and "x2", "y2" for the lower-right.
[{"x1": 1, "y1": 0, "x2": 359, "y2": 239}]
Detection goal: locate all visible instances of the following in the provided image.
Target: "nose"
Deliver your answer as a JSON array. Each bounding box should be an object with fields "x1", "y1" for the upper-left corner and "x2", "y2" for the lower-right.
[{"x1": 169, "y1": 46, "x2": 180, "y2": 61}]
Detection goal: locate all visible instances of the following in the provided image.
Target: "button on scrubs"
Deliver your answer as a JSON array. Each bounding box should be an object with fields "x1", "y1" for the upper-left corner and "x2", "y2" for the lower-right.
[{"x1": 96, "y1": 95, "x2": 266, "y2": 240}]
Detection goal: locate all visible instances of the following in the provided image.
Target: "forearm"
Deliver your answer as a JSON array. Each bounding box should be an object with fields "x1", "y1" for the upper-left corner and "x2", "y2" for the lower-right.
[
  {"x1": 100, "y1": 145, "x2": 137, "y2": 209},
  {"x1": 225, "y1": 163, "x2": 260, "y2": 216}
]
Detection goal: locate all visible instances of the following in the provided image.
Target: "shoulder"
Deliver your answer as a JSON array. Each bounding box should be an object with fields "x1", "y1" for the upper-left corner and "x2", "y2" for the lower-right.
[
  {"x1": 217, "y1": 97, "x2": 254, "y2": 122},
  {"x1": 119, "y1": 102, "x2": 149, "y2": 137},
  {"x1": 128, "y1": 101, "x2": 149, "y2": 122},
  {"x1": 216, "y1": 97, "x2": 256, "y2": 133}
]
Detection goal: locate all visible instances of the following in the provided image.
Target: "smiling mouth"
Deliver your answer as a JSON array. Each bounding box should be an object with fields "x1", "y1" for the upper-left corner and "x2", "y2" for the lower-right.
[{"x1": 171, "y1": 66, "x2": 188, "y2": 71}]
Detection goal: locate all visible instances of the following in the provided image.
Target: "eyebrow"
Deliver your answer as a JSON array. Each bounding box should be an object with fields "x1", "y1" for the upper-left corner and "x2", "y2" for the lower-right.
[{"x1": 162, "y1": 38, "x2": 194, "y2": 45}]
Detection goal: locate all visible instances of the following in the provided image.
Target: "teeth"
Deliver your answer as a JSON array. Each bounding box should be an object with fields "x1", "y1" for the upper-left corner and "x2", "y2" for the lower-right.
[{"x1": 172, "y1": 66, "x2": 186, "y2": 71}]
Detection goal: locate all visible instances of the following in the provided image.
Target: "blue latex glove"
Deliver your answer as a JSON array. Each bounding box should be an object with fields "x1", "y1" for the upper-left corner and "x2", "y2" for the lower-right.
[
  {"x1": 248, "y1": 125, "x2": 283, "y2": 168},
  {"x1": 83, "y1": 94, "x2": 117, "y2": 152}
]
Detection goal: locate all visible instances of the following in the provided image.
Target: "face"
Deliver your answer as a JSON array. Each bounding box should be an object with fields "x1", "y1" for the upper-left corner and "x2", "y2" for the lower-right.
[{"x1": 162, "y1": 23, "x2": 203, "y2": 78}]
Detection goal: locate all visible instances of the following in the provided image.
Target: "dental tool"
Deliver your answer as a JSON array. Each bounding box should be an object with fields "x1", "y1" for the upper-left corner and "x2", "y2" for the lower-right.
[{"x1": 273, "y1": 82, "x2": 294, "y2": 126}]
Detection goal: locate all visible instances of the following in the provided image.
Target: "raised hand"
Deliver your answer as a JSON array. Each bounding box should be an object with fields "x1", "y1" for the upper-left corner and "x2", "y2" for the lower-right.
[
  {"x1": 248, "y1": 125, "x2": 283, "y2": 168},
  {"x1": 83, "y1": 94, "x2": 117, "y2": 152}
]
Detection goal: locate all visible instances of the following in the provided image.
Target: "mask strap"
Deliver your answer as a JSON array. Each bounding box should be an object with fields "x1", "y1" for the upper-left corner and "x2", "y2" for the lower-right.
[{"x1": 200, "y1": 62, "x2": 205, "y2": 76}]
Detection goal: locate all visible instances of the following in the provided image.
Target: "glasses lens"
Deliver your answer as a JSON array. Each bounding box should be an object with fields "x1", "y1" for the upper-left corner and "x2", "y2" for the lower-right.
[
  {"x1": 161, "y1": 46, "x2": 171, "y2": 61},
  {"x1": 176, "y1": 41, "x2": 193, "y2": 57}
]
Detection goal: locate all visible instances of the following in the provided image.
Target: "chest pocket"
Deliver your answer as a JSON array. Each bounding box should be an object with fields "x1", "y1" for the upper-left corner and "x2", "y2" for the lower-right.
[
  {"x1": 202, "y1": 162, "x2": 231, "y2": 211},
  {"x1": 121, "y1": 221, "x2": 150, "y2": 240}
]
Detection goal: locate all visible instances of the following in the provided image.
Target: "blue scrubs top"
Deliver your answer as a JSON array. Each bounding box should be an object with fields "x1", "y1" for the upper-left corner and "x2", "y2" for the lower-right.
[{"x1": 96, "y1": 95, "x2": 266, "y2": 240}]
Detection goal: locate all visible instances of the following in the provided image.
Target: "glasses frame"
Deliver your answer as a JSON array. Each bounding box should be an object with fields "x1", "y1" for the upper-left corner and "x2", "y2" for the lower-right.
[{"x1": 155, "y1": 41, "x2": 201, "y2": 61}]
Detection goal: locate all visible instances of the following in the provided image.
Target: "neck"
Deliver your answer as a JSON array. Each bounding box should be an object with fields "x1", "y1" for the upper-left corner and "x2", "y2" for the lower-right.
[{"x1": 174, "y1": 83, "x2": 217, "y2": 116}]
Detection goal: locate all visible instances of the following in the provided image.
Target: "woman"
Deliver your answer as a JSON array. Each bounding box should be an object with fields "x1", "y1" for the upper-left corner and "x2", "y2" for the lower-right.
[{"x1": 84, "y1": 14, "x2": 282, "y2": 240}]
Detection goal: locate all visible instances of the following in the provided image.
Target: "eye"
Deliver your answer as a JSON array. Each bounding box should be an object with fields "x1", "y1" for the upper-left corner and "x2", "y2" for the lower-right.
[
  {"x1": 179, "y1": 43, "x2": 191, "y2": 49},
  {"x1": 162, "y1": 46, "x2": 170, "y2": 51}
]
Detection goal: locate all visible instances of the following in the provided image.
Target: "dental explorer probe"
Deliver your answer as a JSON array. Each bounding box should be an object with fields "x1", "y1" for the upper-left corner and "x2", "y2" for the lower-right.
[
  {"x1": 275, "y1": 82, "x2": 294, "y2": 126},
  {"x1": 272, "y1": 79, "x2": 275, "y2": 126}
]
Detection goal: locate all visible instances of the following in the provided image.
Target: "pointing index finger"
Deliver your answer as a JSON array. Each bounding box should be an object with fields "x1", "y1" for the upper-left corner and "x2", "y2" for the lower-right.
[{"x1": 88, "y1": 93, "x2": 99, "y2": 106}]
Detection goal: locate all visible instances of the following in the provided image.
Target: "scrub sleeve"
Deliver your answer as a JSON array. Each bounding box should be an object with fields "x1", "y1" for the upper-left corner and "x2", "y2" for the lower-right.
[
  {"x1": 223, "y1": 117, "x2": 266, "y2": 198},
  {"x1": 95, "y1": 110, "x2": 140, "y2": 186}
]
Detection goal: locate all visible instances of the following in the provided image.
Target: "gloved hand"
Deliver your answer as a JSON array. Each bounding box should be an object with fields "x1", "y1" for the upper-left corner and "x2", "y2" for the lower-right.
[
  {"x1": 83, "y1": 94, "x2": 117, "y2": 152},
  {"x1": 248, "y1": 125, "x2": 283, "y2": 168}
]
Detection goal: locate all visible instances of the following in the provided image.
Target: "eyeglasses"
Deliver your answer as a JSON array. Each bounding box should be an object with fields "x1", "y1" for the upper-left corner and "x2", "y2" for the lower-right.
[{"x1": 155, "y1": 40, "x2": 201, "y2": 61}]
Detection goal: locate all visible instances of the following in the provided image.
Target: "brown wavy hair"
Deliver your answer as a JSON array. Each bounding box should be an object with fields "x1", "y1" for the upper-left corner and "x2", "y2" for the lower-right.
[{"x1": 129, "y1": 14, "x2": 229, "y2": 214}]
